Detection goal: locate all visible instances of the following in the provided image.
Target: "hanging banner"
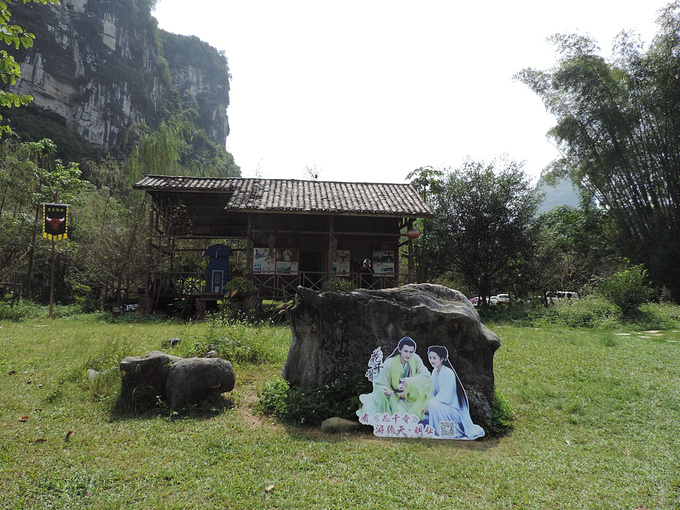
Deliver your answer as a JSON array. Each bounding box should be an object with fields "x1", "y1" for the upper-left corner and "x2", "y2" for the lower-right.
[{"x1": 42, "y1": 203, "x2": 69, "y2": 241}]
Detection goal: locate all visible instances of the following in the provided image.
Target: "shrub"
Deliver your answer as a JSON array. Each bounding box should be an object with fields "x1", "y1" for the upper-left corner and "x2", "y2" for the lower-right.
[
  {"x1": 175, "y1": 315, "x2": 289, "y2": 365},
  {"x1": 321, "y1": 277, "x2": 356, "y2": 293},
  {"x1": 597, "y1": 264, "x2": 655, "y2": 316},
  {"x1": 223, "y1": 277, "x2": 257, "y2": 298},
  {"x1": 545, "y1": 296, "x2": 619, "y2": 328},
  {"x1": 485, "y1": 389, "x2": 515, "y2": 438},
  {"x1": 635, "y1": 302, "x2": 680, "y2": 330},
  {"x1": 0, "y1": 300, "x2": 46, "y2": 321},
  {"x1": 257, "y1": 375, "x2": 368, "y2": 426}
]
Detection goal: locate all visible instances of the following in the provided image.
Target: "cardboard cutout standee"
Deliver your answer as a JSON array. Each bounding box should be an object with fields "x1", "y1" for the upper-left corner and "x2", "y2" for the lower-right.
[{"x1": 357, "y1": 339, "x2": 485, "y2": 440}]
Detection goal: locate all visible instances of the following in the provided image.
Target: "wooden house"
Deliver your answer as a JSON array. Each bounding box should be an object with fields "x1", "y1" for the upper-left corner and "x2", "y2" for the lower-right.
[{"x1": 133, "y1": 175, "x2": 433, "y2": 312}]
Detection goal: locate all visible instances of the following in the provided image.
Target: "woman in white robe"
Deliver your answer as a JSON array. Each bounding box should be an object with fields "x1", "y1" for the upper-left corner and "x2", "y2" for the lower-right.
[{"x1": 424, "y1": 345, "x2": 485, "y2": 439}]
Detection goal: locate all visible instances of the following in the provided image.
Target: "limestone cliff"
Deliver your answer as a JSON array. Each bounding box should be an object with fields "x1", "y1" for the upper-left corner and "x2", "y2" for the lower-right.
[{"x1": 7, "y1": 0, "x2": 230, "y2": 153}]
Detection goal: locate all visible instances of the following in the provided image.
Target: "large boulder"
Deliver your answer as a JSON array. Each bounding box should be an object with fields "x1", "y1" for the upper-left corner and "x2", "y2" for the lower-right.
[
  {"x1": 282, "y1": 284, "x2": 501, "y2": 425},
  {"x1": 119, "y1": 351, "x2": 182, "y2": 406},
  {"x1": 165, "y1": 358, "x2": 236, "y2": 409}
]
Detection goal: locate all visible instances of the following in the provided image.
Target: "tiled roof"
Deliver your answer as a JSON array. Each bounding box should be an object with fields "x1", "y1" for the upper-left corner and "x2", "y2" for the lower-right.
[{"x1": 134, "y1": 175, "x2": 433, "y2": 217}]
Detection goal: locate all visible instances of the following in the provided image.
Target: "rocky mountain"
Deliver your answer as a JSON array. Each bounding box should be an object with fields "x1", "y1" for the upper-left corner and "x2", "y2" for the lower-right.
[{"x1": 7, "y1": 0, "x2": 230, "y2": 159}]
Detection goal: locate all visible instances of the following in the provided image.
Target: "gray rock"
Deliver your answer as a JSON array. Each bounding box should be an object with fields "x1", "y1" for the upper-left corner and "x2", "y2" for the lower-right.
[
  {"x1": 282, "y1": 284, "x2": 500, "y2": 426},
  {"x1": 165, "y1": 358, "x2": 235, "y2": 409},
  {"x1": 86, "y1": 367, "x2": 116, "y2": 382},
  {"x1": 119, "y1": 351, "x2": 182, "y2": 406},
  {"x1": 320, "y1": 417, "x2": 362, "y2": 433},
  {"x1": 161, "y1": 337, "x2": 182, "y2": 348}
]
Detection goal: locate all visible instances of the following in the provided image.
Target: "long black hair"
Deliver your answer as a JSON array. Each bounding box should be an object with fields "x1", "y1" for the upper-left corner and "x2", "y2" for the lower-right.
[{"x1": 427, "y1": 345, "x2": 455, "y2": 371}]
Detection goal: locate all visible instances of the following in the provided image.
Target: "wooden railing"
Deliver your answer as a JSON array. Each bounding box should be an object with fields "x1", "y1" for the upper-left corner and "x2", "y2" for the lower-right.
[{"x1": 149, "y1": 270, "x2": 405, "y2": 301}]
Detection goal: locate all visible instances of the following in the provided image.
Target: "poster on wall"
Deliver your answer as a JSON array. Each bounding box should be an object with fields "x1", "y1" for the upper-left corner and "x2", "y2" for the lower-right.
[
  {"x1": 332, "y1": 250, "x2": 350, "y2": 275},
  {"x1": 372, "y1": 250, "x2": 395, "y2": 276},
  {"x1": 276, "y1": 248, "x2": 299, "y2": 274},
  {"x1": 356, "y1": 338, "x2": 486, "y2": 440},
  {"x1": 253, "y1": 248, "x2": 275, "y2": 274}
]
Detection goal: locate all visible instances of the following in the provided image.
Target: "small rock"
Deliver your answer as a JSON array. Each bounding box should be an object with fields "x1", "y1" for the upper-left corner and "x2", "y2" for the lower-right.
[
  {"x1": 320, "y1": 417, "x2": 362, "y2": 433},
  {"x1": 119, "y1": 351, "x2": 182, "y2": 406},
  {"x1": 161, "y1": 337, "x2": 182, "y2": 348},
  {"x1": 165, "y1": 357, "x2": 235, "y2": 409}
]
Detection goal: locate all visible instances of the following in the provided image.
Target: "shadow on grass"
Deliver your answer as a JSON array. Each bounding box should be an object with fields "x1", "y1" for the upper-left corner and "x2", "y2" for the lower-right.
[
  {"x1": 108, "y1": 392, "x2": 235, "y2": 423},
  {"x1": 278, "y1": 421, "x2": 504, "y2": 451}
]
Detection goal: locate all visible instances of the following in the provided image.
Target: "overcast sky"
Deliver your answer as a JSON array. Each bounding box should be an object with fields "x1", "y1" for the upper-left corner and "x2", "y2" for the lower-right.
[{"x1": 152, "y1": 1, "x2": 671, "y2": 184}]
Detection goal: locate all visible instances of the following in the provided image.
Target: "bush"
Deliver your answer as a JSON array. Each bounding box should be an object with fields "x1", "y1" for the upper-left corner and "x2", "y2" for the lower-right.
[
  {"x1": 635, "y1": 302, "x2": 680, "y2": 330},
  {"x1": 486, "y1": 389, "x2": 515, "y2": 438},
  {"x1": 175, "y1": 315, "x2": 289, "y2": 365},
  {"x1": 321, "y1": 278, "x2": 356, "y2": 293},
  {"x1": 0, "y1": 301, "x2": 36, "y2": 321},
  {"x1": 223, "y1": 277, "x2": 257, "y2": 298},
  {"x1": 544, "y1": 296, "x2": 619, "y2": 328},
  {"x1": 597, "y1": 264, "x2": 655, "y2": 316},
  {"x1": 257, "y1": 375, "x2": 368, "y2": 426}
]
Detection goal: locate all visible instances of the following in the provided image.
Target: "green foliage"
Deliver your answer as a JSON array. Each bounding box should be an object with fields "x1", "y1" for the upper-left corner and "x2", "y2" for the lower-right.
[
  {"x1": 0, "y1": 299, "x2": 83, "y2": 320},
  {"x1": 257, "y1": 374, "x2": 368, "y2": 426},
  {"x1": 516, "y1": 7, "x2": 680, "y2": 299},
  {"x1": 598, "y1": 265, "x2": 655, "y2": 316},
  {"x1": 2, "y1": 107, "x2": 104, "y2": 162},
  {"x1": 636, "y1": 302, "x2": 680, "y2": 330},
  {"x1": 174, "y1": 314, "x2": 290, "y2": 365},
  {"x1": 321, "y1": 277, "x2": 356, "y2": 293},
  {"x1": 547, "y1": 296, "x2": 620, "y2": 328},
  {"x1": 529, "y1": 205, "x2": 619, "y2": 295},
  {"x1": 0, "y1": 0, "x2": 58, "y2": 135},
  {"x1": 414, "y1": 158, "x2": 541, "y2": 303},
  {"x1": 486, "y1": 389, "x2": 515, "y2": 438},
  {"x1": 0, "y1": 299, "x2": 38, "y2": 320},
  {"x1": 223, "y1": 276, "x2": 258, "y2": 298}
]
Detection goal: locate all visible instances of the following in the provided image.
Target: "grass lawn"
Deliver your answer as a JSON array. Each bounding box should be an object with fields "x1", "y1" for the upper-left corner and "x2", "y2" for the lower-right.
[{"x1": 1, "y1": 314, "x2": 679, "y2": 509}]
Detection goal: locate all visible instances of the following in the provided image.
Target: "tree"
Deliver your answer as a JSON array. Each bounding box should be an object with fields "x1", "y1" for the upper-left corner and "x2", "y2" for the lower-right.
[
  {"x1": 405, "y1": 166, "x2": 444, "y2": 283},
  {"x1": 420, "y1": 158, "x2": 541, "y2": 306},
  {"x1": 0, "y1": 138, "x2": 89, "y2": 300},
  {"x1": 0, "y1": 0, "x2": 58, "y2": 135},
  {"x1": 529, "y1": 205, "x2": 620, "y2": 297},
  {"x1": 598, "y1": 264, "x2": 655, "y2": 316},
  {"x1": 516, "y1": 2, "x2": 680, "y2": 299}
]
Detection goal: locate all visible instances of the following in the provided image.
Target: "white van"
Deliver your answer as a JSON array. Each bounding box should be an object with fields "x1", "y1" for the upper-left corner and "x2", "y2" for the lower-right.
[{"x1": 545, "y1": 290, "x2": 580, "y2": 304}]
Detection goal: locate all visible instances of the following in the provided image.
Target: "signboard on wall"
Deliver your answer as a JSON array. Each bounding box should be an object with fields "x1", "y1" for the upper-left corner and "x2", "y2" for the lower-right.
[
  {"x1": 253, "y1": 248, "x2": 275, "y2": 274},
  {"x1": 332, "y1": 250, "x2": 350, "y2": 275},
  {"x1": 276, "y1": 248, "x2": 299, "y2": 274},
  {"x1": 372, "y1": 250, "x2": 395, "y2": 276}
]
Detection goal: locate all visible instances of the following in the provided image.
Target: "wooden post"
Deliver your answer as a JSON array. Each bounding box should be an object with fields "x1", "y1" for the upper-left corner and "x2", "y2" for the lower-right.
[
  {"x1": 246, "y1": 213, "x2": 253, "y2": 279},
  {"x1": 327, "y1": 215, "x2": 335, "y2": 281},
  {"x1": 49, "y1": 238, "x2": 56, "y2": 318}
]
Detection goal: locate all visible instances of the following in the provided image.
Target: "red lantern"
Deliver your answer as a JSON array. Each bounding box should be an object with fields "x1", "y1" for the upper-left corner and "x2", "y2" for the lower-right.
[{"x1": 406, "y1": 228, "x2": 420, "y2": 239}]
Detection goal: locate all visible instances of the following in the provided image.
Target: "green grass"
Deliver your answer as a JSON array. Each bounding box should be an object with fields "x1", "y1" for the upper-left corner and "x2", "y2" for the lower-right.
[{"x1": 1, "y1": 314, "x2": 679, "y2": 509}]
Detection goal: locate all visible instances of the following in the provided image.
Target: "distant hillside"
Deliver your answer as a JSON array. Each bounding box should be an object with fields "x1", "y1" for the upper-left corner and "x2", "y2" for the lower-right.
[{"x1": 537, "y1": 177, "x2": 580, "y2": 212}]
